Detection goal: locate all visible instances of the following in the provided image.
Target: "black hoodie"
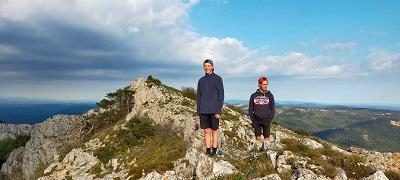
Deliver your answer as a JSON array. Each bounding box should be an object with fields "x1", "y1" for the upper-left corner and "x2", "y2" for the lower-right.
[{"x1": 248, "y1": 89, "x2": 275, "y2": 125}]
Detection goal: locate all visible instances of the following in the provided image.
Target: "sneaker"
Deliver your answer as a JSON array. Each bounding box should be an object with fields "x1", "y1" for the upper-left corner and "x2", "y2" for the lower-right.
[
  {"x1": 210, "y1": 148, "x2": 217, "y2": 156},
  {"x1": 206, "y1": 148, "x2": 212, "y2": 156}
]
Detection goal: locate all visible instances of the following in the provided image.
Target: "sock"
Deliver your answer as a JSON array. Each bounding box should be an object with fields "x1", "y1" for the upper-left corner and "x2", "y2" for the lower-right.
[{"x1": 206, "y1": 148, "x2": 211, "y2": 154}]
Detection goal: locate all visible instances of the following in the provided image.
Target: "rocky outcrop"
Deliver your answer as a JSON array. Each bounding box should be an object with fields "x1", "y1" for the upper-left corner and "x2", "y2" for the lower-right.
[
  {"x1": 361, "y1": 170, "x2": 389, "y2": 180},
  {"x1": 2, "y1": 77, "x2": 399, "y2": 180},
  {"x1": 1, "y1": 115, "x2": 85, "y2": 179},
  {"x1": 0, "y1": 123, "x2": 32, "y2": 141}
]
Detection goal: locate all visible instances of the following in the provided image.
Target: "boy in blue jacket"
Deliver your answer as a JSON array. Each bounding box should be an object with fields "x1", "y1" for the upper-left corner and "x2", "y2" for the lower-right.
[
  {"x1": 197, "y1": 59, "x2": 224, "y2": 156},
  {"x1": 248, "y1": 76, "x2": 275, "y2": 151}
]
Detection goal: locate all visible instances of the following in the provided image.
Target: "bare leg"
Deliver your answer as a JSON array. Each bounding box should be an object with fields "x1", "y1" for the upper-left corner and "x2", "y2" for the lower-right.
[
  {"x1": 212, "y1": 129, "x2": 219, "y2": 148},
  {"x1": 204, "y1": 128, "x2": 212, "y2": 148}
]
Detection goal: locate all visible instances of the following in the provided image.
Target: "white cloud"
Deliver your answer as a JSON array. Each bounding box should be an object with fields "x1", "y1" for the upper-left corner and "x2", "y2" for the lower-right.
[
  {"x1": 322, "y1": 42, "x2": 357, "y2": 50},
  {"x1": 0, "y1": 0, "x2": 356, "y2": 79},
  {"x1": 363, "y1": 50, "x2": 400, "y2": 71}
]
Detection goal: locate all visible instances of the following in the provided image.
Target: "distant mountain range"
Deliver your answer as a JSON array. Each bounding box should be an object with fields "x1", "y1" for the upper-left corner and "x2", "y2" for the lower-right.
[
  {"x1": 273, "y1": 106, "x2": 400, "y2": 152},
  {"x1": 226, "y1": 99, "x2": 400, "y2": 111}
]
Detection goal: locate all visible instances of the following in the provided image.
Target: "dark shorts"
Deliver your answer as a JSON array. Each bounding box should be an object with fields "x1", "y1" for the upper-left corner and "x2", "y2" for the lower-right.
[
  {"x1": 199, "y1": 114, "x2": 219, "y2": 130},
  {"x1": 252, "y1": 120, "x2": 271, "y2": 137}
]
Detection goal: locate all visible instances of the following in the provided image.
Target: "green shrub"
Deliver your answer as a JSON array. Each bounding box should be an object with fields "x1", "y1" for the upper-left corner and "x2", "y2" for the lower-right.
[
  {"x1": 228, "y1": 154, "x2": 276, "y2": 179},
  {"x1": 0, "y1": 135, "x2": 30, "y2": 166},
  {"x1": 96, "y1": 99, "x2": 115, "y2": 108},
  {"x1": 126, "y1": 116, "x2": 155, "y2": 139},
  {"x1": 146, "y1": 75, "x2": 162, "y2": 87},
  {"x1": 226, "y1": 104, "x2": 245, "y2": 115},
  {"x1": 127, "y1": 133, "x2": 185, "y2": 179},
  {"x1": 339, "y1": 154, "x2": 375, "y2": 179},
  {"x1": 94, "y1": 144, "x2": 117, "y2": 163},
  {"x1": 113, "y1": 115, "x2": 155, "y2": 147},
  {"x1": 181, "y1": 87, "x2": 197, "y2": 100}
]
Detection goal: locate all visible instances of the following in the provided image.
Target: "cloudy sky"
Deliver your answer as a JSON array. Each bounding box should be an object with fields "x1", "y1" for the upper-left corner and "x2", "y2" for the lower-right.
[{"x1": 0, "y1": 0, "x2": 399, "y2": 104}]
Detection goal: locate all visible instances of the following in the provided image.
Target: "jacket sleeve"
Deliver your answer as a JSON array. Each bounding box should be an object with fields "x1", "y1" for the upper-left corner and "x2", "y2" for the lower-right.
[
  {"x1": 216, "y1": 77, "x2": 224, "y2": 114},
  {"x1": 196, "y1": 80, "x2": 201, "y2": 114},
  {"x1": 248, "y1": 94, "x2": 255, "y2": 121},
  {"x1": 269, "y1": 93, "x2": 275, "y2": 121}
]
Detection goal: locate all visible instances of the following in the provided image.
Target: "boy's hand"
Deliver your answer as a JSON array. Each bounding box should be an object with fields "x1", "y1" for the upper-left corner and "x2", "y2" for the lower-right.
[{"x1": 214, "y1": 113, "x2": 221, "y2": 120}]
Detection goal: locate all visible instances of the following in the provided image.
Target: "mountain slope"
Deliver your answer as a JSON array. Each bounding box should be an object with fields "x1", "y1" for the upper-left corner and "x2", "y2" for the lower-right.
[
  {"x1": 1, "y1": 76, "x2": 399, "y2": 180},
  {"x1": 274, "y1": 107, "x2": 400, "y2": 152}
]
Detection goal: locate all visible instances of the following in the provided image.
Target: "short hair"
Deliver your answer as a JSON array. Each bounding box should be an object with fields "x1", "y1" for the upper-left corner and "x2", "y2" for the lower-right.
[
  {"x1": 258, "y1": 76, "x2": 268, "y2": 84},
  {"x1": 203, "y1": 59, "x2": 214, "y2": 66}
]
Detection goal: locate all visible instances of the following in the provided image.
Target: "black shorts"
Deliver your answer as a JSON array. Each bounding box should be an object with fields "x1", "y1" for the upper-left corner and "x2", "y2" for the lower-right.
[
  {"x1": 199, "y1": 114, "x2": 219, "y2": 130},
  {"x1": 252, "y1": 121, "x2": 271, "y2": 138}
]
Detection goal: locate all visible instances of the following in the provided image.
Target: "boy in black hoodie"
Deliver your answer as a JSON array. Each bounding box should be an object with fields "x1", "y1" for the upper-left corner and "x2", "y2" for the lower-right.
[{"x1": 248, "y1": 76, "x2": 275, "y2": 151}]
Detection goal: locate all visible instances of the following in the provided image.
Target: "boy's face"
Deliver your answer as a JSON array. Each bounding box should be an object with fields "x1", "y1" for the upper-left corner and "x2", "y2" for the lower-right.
[
  {"x1": 203, "y1": 63, "x2": 213, "y2": 74},
  {"x1": 259, "y1": 80, "x2": 269, "y2": 91}
]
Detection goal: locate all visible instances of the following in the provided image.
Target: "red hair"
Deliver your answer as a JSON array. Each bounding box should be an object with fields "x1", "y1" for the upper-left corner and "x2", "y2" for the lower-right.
[{"x1": 258, "y1": 76, "x2": 268, "y2": 84}]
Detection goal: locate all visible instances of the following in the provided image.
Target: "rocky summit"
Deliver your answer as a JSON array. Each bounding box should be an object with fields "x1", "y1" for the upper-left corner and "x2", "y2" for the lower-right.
[{"x1": 1, "y1": 76, "x2": 399, "y2": 180}]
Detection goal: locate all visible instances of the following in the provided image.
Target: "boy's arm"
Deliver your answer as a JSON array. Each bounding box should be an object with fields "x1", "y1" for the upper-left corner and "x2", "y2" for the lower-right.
[
  {"x1": 248, "y1": 94, "x2": 255, "y2": 121},
  {"x1": 269, "y1": 94, "x2": 275, "y2": 121},
  {"x1": 196, "y1": 80, "x2": 201, "y2": 114},
  {"x1": 216, "y1": 77, "x2": 224, "y2": 114}
]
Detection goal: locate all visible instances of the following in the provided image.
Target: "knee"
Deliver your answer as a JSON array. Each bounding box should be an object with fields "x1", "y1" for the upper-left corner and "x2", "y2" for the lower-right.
[{"x1": 204, "y1": 128, "x2": 211, "y2": 134}]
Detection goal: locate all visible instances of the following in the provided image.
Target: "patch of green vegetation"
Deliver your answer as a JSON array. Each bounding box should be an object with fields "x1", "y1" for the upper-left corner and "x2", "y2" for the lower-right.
[
  {"x1": 88, "y1": 162, "x2": 102, "y2": 177},
  {"x1": 221, "y1": 109, "x2": 240, "y2": 121},
  {"x1": 272, "y1": 121, "x2": 280, "y2": 126},
  {"x1": 281, "y1": 138, "x2": 375, "y2": 179},
  {"x1": 126, "y1": 132, "x2": 186, "y2": 179},
  {"x1": 279, "y1": 171, "x2": 292, "y2": 180},
  {"x1": 94, "y1": 144, "x2": 117, "y2": 163},
  {"x1": 88, "y1": 113, "x2": 185, "y2": 179},
  {"x1": 227, "y1": 153, "x2": 276, "y2": 179},
  {"x1": 385, "y1": 170, "x2": 400, "y2": 180},
  {"x1": 31, "y1": 161, "x2": 47, "y2": 180},
  {"x1": 226, "y1": 104, "x2": 245, "y2": 115},
  {"x1": 146, "y1": 75, "x2": 183, "y2": 95},
  {"x1": 288, "y1": 128, "x2": 310, "y2": 136},
  {"x1": 83, "y1": 86, "x2": 136, "y2": 142},
  {"x1": 117, "y1": 116, "x2": 155, "y2": 146},
  {"x1": 181, "y1": 87, "x2": 196, "y2": 101},
  {"x1": 0, "y1": 135, "x2": 30, "y2": 166},
  {"x1": 161, "y1": 84, "x2": 181, "y2": 95},
  {"x1": 93, "y1": 115, "x2": 155, "y2": 163},
  {"x1": 146, "y1": 75, "x2": 162, "y2": 87},
  {"x1": 181, "y1": 99, "x2": 193, "y2": 107},
  {"x1": 214, "y1": 173, "x2": 245, "y2": 180},
  {"x1": 97, "y1": 86, "x2": 134, "y2": 110}
]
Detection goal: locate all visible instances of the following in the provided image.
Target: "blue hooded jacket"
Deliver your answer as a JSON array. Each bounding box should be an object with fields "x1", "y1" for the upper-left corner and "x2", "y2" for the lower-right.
[{"x1": 197, "y1": 72, "x2": 224, "y2": 114}]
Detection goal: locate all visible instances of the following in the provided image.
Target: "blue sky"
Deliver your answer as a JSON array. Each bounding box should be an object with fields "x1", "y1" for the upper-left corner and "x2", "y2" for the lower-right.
[{"x1": 0, "y1": 0, "x2": 399, "y2": 104}]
